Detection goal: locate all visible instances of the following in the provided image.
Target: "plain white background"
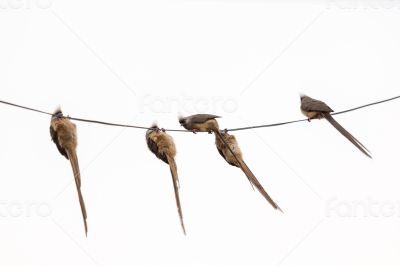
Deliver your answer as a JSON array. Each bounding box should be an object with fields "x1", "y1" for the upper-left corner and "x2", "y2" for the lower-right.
[{"x1": 1, "y1": 0, "x2": 400, "y2": 265}]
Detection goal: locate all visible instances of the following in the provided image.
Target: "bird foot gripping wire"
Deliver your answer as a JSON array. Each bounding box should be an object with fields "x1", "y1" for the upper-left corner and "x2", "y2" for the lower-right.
[{"x1": 219, "y1": 128, "x2": 228, "y2": 135}]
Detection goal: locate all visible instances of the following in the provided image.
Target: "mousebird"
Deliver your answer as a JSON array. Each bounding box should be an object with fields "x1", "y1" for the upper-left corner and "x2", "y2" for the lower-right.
[
  {"x1": 215, "y1": 130, "x2": 282, "y2": 211},
  {"x1": 50, "y1": 107, "x2": 88, "y2": 236},
  {"x1": 146, "y1": 124, "x2": 186, "y2": 235},
  {"x1": 179, "y1": 114, "x2": 282, "y2": 211},
  {"x1": 300, "y1": 95, "x2": 371, "y2": 158}
]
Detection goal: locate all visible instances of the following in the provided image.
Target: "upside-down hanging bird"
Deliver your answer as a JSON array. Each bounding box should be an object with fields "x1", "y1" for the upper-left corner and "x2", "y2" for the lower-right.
[
  {"x1": 178, "y1": 114, "x2": 247, "y2": 179},
  {"x1": 146, "y1": 124, "x2": 186, "y2": 235},
  {"x1": 179, "y1": 114, "x2": 282, "y2": 211},
  {"x1": 215, "y1": 130, "x2": 282, "y2": 211},
  {"x1": 50, "y1": 107, "x2": 88, "y2": 236}
]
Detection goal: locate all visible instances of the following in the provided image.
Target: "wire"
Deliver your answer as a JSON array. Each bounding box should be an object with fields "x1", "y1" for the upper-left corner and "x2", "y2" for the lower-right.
[
  {"x1": 68, "y1": 117, "x2": 156, "y2": 131},
  {"x1": 333, "y1": 95, "x2": 400, "y2": 115},
  {"x1": 0, "y1": 95, "x2": 399, "y2": 132},
  {"x1": 0, "y1": 100, "x2": 53, "y2": 116},
  {"x1": 227, "y1": 95, "x2": 400, "y2": 131}
]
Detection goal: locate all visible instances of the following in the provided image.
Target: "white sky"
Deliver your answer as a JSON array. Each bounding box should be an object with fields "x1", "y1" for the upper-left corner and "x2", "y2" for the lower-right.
[{"x1": 1, "y1": 0, "x2": 400, "y2": 265}]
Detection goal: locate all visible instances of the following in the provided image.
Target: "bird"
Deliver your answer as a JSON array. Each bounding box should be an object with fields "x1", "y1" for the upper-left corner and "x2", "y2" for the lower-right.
[
  {"x1": 145, "y1": 124, "x2": 186, "y2": 235},
  {"x1": 179, "y1": 114, "x2": 282, "y2": 211},
  {"x1": 50, "y1": 107, "x2": 88, "y2": 236},
  {"x1": 178, "y1": 114, "x2": 237, "y2": 166},
  {"x1": 178, "y1": 114, "x2": 221, "y2": 134},
  {"x1": 178, "y1": 114, "x2": 244, "y2": 173},
  {"x1": 300, "y1": 95, "x2": 372, "y2": 158},
  {"x1": 215, "y1": 130, "x2": 282, "y2": 211}
]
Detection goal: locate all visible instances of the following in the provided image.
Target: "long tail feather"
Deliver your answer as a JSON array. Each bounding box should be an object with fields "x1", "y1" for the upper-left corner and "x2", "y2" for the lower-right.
[
  {"x1": 215, "y1": 131, "x2": 255, "y2": 191},
  {"x1": 67, "y1": 150, "x2": 88, "y2": 236},
  {"x1": 324, "y1": 113, "x2": 372, "y2": 158},
  {"x1": 214, "y1": 131, "x2": 282, "y2": 211},
  {"x1": 167, "y1": 155, "x2": 186, "y2": 235},
  {"x1": 237, "y1": 159, "x2": 282, "y2": 212}
]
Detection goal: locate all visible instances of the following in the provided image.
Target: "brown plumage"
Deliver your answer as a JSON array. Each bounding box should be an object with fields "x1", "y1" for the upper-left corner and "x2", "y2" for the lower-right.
[
  {"x1": 179, "y1": 114, "x2": 248, "y2": 176},
  {"x1": 50, "y1": 108, "x2": 88, "y2": 236},
  {"x1": 215, "y1": 131, "x2": 282, "y2": 211},
  {"x1": 178, "y1": 114, "x2": 231, "y2": 154},
  {"x1": 146, "y1": 125, "x2": 186, "y2": 235},
  {"x1": 179, "y1": 114, "x2": 281, "y2": 210},
  {"x1": 300, "y1": 95, "x2": 371, "y2": 158},
  {"x1": 178, "y1": 114, "x2": 221, "y2": 133}
]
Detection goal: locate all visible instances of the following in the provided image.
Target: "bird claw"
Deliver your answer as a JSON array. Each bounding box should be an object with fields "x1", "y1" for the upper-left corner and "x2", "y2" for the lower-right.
[
  {"x1": 154, "y1": 127, "x2": 165, "y2": 133},
  {"x1": 192, "y1": 129, "x2": 198, "y2": 134}
]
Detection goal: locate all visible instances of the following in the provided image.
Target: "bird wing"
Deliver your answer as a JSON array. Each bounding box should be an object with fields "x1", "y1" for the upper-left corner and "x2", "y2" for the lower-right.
[
  {"x1": 215, "y1": 138, "x2": 239, "y2": 168},
  {"x1": 214, "y1": 131, "x2": 256, "y2": 191},
  {"x1": 301, "y1": 96, "x2": 334, "y2": 113},
  {"x1": 50, "y1": 124, "x2": 68, "y2": 159},
  {"x1": 189, "y1": 114, "x2": 221, "y2": 124},
  {"x1": 146, "y1": 131, "x2": 169, "y2": 164}
]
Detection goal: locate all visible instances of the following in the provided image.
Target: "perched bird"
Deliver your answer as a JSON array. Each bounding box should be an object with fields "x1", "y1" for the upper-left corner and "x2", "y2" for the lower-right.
[
  {"x1": 179, "y1": 114, "x2": 282, "y2": 211},
  {"x1": 178, "y1": 114, "x2": 244, "y2": 174},
  {"x1": 178, "y1": 114, "x2": 221, "y2": 134},
  {"x1": 146, "y1": 124, "x2": 186, "y2": 235},
  {"x1": 50, "y1": 107, "x2": 88, "y2": 236},
  {"x1": 300, "y1": 95, "x2": 371, "y2": 158},
  {"x1": 215, "y1": 130, "x2": 282, "y2": 211}
]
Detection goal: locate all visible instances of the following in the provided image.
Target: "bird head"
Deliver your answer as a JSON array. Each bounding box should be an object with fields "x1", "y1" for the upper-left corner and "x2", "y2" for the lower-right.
[
  {"x1": 150, "y1": 122, "x2": 158, "y2": 129},
  {"x1": 52, "y1": 106, "x2": 63, "y2": 118},
  {"x1": 178, "y1": 116, "x2": 186, "y2": 126},
  {"x1": 299, "y1": 93, "x2": 307, "y2": 100}
]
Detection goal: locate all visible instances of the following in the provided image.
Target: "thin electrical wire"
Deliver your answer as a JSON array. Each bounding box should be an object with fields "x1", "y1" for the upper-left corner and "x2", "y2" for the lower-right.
[
  {"x1": 228, "y1": 95, "x2": 400, "y2": 131},
  {"x1": 0, "y1": 100, "x2": 53, "y2": 116},
  {"x1": 0, "y1": 95, "x2": 399, "y2": 132}
]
